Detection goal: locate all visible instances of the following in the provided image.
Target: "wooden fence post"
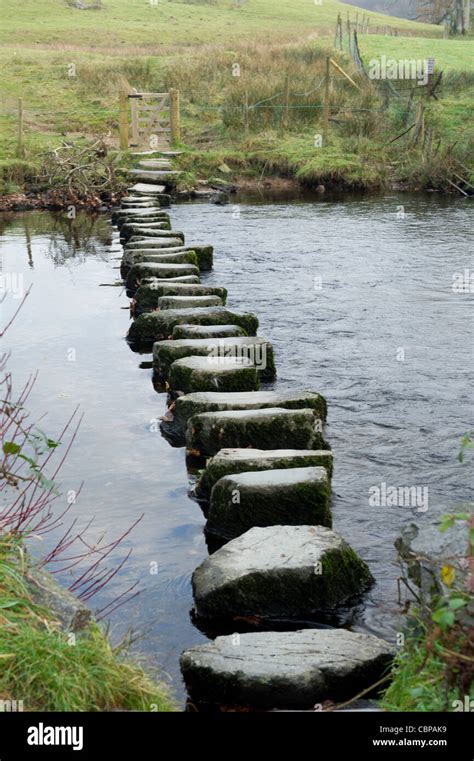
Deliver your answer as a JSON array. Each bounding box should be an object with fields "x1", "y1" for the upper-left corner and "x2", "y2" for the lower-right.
[
  {"x1": 282, "y1": 73, "x2": 290, "y2": 129},
  {"x1": 129, "y1": 93, "x2": 140, "y2": 148},
  {"x1": 244, "y1": 89, "x2": 250, "y2": 136},
  {"x1": 323, "y1": 57, "x2": 330, "y2": 145},
  {"x1": 119, "y1": 91, "x2": 129, "y2": 150},
  {"x1": 17, "y1": 98, "x2": 24, "y2": 158},
  {"x1": 169, "y1": 88, "x2": 181, "y2": 146}
]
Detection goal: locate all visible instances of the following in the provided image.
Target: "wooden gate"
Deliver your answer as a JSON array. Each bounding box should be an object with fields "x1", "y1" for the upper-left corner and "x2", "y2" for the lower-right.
[{"x1": 119, "y1": 89, "x2": 180, "y2": 150}]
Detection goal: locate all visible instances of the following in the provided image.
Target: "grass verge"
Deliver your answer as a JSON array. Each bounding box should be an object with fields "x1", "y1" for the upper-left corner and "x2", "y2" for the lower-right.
[{"x1": 0, "y1": 533, "x2": 175, "y2": 712}]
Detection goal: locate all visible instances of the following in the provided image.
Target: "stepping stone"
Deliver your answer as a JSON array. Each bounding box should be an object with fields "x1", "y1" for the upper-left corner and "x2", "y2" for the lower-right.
[
  {"x1": 169, "y1": 356, "x2": 259, "y2": 395},
  {"x1": 122, "y1": 195, "x2": 158, "y2": 203},
  {"x1": 120, "y1": 221, "x2": 172, "y2": 240},
  {"x1": 192, "y1": 525, "x2": 374, "y2": 620},
  {"x1": 141, "y1": 275, "x2": 200, "y2": 286},
  {"x1": 134, "y1": 283, "x2": 227, "y2": 316},
  {"x1": 167, "y1": 390, "x2": 327, "y2": 443},
  {"x1": 121, "y1": 222, "x2": 172, "y2": 236},
  {"x1": 114, "y1": 210, "x2": 171, "y2": 226},
  {"x1": 126, "y1": 236, "x2": 185, "y2": 249},
  {"x1": 172, "y1": 324, "x2": 245, "y2": 340},
  {"x1": 123, "y1": 243, "x2": 213, "y2": 272},
  {"x1": 122, "y1": 246, "x2": 188, "y2": 276},
  {"x1": 120, "y1": 199, "x2": 160, "y2": 208},
  {"x1": 158, "y1": 295, "x2": 223, "y2": 311},
  {"x1": 153, "y1": 337, "x2": 275, "y2": 381},
  {"x1": 126, "y1": 260, "x2": 200, "y2": 293},
  {"x1": 180, "y1": 628, "x2": 394, "y2": 709},
  {"x1": 195, "y1": 448, "x2": 334, "y2": 502},
  {"x1": 186, "y1": 407, "x2": 326, "y2": 457},
  {"x1": 207, "y1": 466, "x2": 332, "y2": 540},
  {"x1": 127, "y1": 307, "x2": 258, "y2": 348},
  {"x1": 125, "y1": 236, "x2": 186, "y2": 248},
  {"x1": 138, "y1": 160, "x2": 173, "y2": 170},
  {"x1": 127, "y1": 182, "x2": 167, "y2": 194},
  {"x1": 127, "y1": 170, "x2": 180, "y2": 185}
]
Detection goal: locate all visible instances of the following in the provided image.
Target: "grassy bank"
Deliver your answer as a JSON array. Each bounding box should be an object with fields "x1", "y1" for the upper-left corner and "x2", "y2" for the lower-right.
[
  {"x1": 0, "y1": 533, "x2": 174, "y2": 711},
  {"x1": 0, "y1": 0, "x2": 471, "y2": 196}
]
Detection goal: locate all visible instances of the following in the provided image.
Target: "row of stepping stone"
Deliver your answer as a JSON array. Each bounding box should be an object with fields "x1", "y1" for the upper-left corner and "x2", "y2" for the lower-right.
[{"x1": 115, "y1": 156, "x2": 394, "y2": 711}]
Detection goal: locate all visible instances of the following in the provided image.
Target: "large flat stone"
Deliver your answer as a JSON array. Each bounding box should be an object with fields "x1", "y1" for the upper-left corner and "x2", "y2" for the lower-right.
[
  {"x1": 195, "y1": 448, "x2": 333, "y2": 502},
  {"x1": 127, "y1": 307, "x2": 258, "y2": 349},
  {"x1": 169, "y1": 356, "x2": 259, "y2": 395},
  {"x1": 120, "y1": 220, "x2": 172, "y2": 240},
  {"x1": 126, "y1": 259, "x2": 200, "y2": 293},
  {"x1": 153, "y1": 337, "x2": 275, "y2": 381},
  {"x1": 180, "y1": 628, "x2": 394, "y2": 709},
  {"x1": 207, "y1": 466, "x2": 332, "y2": 540},
  {"x1": 164, "y1": 390, "x2": 327, "y2": 445},
  {"x1": 124, "y1": 235, "x2": 185, "y2": 247},
  {"x1": 158, "y1": 295, "x2": 223, "y2": 311},
  {"x1": 133, "y1": 283, "x2": 228, "y2": 316},
  {"x1": 192, "y1": 525, "x2": 374, "y2": 620},
  {"x1": 127, "y1": 182, "x2": 167, "y2": 194},
  {"x1": 121, "y1": 247, "x2": 188, "y2": 279},
  {"x1": 186, "y1": 407, "x2": 326, "y2": 457},
  {"x1": 172, "y1": 324, "x2": 246, "y2": 340},
  {"x1": 124, "y1": 242, "x2": 213, "y2": 271}
]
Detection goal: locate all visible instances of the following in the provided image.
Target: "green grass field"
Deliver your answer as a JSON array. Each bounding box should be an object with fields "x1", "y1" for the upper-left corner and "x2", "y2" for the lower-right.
[
  {"x1": 0, "y1": 0, "x2": 471, "y2": 194},
  {"x1": 361, "y1": 34, "x2": 474, "y2": 71},
  {"x1": 0, "y1": 0, "x2": 440, "y2": 49}
]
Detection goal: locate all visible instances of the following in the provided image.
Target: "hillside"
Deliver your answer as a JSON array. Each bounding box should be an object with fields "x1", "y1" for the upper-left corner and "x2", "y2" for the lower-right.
[
  {"x1": 0, "y1": 0, "x2": 471, "y2": 197},
  {"x1": 0, "y1": 0, "x2": 439, "y2": 49}
]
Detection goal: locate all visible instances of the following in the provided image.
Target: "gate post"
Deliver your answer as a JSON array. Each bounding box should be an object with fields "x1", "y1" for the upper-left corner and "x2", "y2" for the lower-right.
[
  {"x1": 170, "y1": 89, "x2": 181, "y2": 146},
  {"x1": 119, "y1": 91, "x2": 129, "y2": 150}
]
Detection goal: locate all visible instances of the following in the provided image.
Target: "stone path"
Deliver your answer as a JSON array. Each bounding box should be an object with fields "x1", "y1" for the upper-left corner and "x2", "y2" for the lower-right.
[{"x1": 112, "y1": 152, "x2": 393, "y2": 711}]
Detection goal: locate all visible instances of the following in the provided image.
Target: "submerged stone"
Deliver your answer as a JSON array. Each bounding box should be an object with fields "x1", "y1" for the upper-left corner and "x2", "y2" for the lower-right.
[
  {"x1": 180, "y1": 628, "x2": 394, "y2": 709},
  {"x1": 186, "y1": 406, "x2": 326, "y2": 457},
  {"x1": 153, "y1": 337, "x2": 276, "y2": 382},
  {"x1": 133, "y1": 283, "x2": 228, "y2": 316},
  {"x1": 127, "y1": 307, "x2": 258, "y2": 348},
  {"x1": 207, "y1": 466, "x2": 332, "y2": 540},
  {"x1": 158, "y1": 295, "x2": 223, "y2": 311},
  {"x1": 196, "y1": 448, "x2": 334, "y2": 502},
  {"x1": 169, "y1": 355, "x2": 259, "y2": 395},
  {"x1": 166, "y1": 390, "x2": 327, "y2": 445},
  {"x1": 172, "y1": 324, "x2": 246, "y2": 340},
  {"x1": 192, "y1": 525, "x2": 374, "y2": 620}
]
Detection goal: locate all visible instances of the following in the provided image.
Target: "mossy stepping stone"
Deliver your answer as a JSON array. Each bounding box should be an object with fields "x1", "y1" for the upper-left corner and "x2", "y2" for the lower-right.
[
  {"x1": 169, "y1": 356, "x2": 259, "y2": 395},
  {"x1": 134, "y1": 284, "x2": 227, "y2": 316},
  {"x1": 158, "y1": 295, "x2": 223, "y2": 311},
  {"x1": 165, "y1": 390, "x2": 327, "y2": 444},
  {"x1": 207, "y1": 466, "x2": 332, "y2": 540},
  {"x1": 180, "y1": 628, "x2": 394, "y2": 709},
  {"x1": 153, "y1": 336, "x2": 275, "y2": 381},
  {"x1": 195, "y1": 448, "x2": 334, "y2": 501},
  {"x1": 172, "y1": 324, "x2": 246, "y2": 340},
  {"x1": 127, "y1": 307, "x2": 258, "y2": 349},
  {"x1": 186, "y1": 406, "x2": 326, "y2": 457},
  {"x1": 192, "y1": 525, "x2": 374, "y2": 620},
  {"x1": 126, "y1": 260, "x2": 199, "y2": 293}
]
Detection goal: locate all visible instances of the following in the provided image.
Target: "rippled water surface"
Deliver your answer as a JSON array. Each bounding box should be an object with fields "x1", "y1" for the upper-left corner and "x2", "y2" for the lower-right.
[{"x1": 0, "y1": 193, "x2": 472, "y2": 704}]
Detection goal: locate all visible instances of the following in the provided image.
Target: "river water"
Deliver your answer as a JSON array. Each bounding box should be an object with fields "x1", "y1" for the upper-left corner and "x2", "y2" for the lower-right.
[{"x1": 0, "y1": 192, "x2": 472, "y2": 705}]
